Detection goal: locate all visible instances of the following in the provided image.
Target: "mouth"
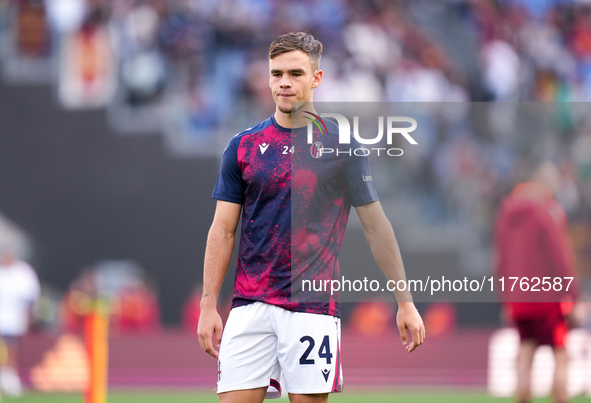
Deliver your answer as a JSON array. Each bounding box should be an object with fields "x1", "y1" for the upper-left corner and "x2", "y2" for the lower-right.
[{"x1": 278, "y1": 93, "x2": 295, "y2": 98}]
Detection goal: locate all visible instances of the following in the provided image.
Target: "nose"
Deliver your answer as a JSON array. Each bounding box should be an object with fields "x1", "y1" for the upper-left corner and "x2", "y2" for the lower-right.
[{"x1": 279, "y1": 75, "x2": 292, "y2": 88}]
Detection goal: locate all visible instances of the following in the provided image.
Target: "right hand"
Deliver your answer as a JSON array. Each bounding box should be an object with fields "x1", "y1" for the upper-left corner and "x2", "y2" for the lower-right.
[
  {"x1": 396, "y1": 302, "x2": 425, "y2": 353},
  {"x1": 197, "y1": 306, "x2": 223, "y2": 358}
]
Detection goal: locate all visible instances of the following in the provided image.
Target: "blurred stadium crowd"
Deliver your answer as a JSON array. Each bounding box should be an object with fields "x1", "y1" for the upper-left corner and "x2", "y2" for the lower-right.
[
  {"x1": 5, "y1": 1, "x2": 591, "y2": 119},
  {"x1": 0, "y1": 0, "x2": 591, "y2": 327}
]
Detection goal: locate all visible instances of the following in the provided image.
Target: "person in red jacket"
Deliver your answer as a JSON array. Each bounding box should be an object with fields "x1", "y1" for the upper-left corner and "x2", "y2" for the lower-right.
[{"x1": 495, "y1": 160, "x2": 579, "y2": 403}]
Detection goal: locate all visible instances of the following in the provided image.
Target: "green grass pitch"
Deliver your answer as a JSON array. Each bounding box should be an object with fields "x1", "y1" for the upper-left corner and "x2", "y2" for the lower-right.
[{"x1": 3, "y1": 390, "x2": 591, "y2": 403}]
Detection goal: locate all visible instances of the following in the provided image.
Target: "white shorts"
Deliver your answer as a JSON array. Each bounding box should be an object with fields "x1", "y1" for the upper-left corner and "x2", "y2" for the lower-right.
[{"x1": 217, "y1": 302, "x2": 343, "y2": 398}]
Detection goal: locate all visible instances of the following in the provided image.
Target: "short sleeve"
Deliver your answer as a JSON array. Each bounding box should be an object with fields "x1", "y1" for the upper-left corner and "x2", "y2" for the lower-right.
[
  {"x1": 212, "y1": 136, "x2": 245, "y2": 204},
  {"x1": 344, "y1": 147, "x2": 379, "y2": 207}
]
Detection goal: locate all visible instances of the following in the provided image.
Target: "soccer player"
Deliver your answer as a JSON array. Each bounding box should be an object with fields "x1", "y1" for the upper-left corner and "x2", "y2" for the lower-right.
[
  {"x1": 495, "y1": 161, "x2": 580, "y2": 403},
  {"x1": 197, "y1": 32, "x2": 425, "y2": 403},
  {"x1": 0, "y1": 249, "x2": 40, "y2": 397}
]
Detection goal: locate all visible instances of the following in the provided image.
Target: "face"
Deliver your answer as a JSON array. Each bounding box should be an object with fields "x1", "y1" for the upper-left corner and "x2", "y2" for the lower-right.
[
  {"x1": 0, "y1": 251, "x2": 14, "y2": 266},
  {"x1": 269, "y1": 50, "x2": 322, "y2": 115},
  {"x1": 535, "y1": 161, "x2": 561, "y2": 195}
]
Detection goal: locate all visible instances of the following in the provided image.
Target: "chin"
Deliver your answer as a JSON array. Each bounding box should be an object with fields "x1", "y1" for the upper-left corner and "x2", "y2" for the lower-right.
[{"x1": 278, "y1": 105, "x2": 292, "y2": 114}]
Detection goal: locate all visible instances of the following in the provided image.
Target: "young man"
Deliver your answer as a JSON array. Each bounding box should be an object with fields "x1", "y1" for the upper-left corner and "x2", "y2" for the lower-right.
[{"x1": 198, "y1": 32, "x2": 424, "y2": 403}]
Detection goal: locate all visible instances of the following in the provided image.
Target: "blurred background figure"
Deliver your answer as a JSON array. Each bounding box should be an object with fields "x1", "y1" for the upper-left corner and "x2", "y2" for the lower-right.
[
  {"x1": 494, "y1": 160, "x2": 581, "y2": 403},
  {"x1": 0, "y1": 249, "x2": 40, "y2": 397},
  {"x1": 349, "y1": 301, "x2": 394, "y2": 337},
  {"x1": 60, "y1": 261, "x2": 162, "y2": 335},
  {"x1": 181, "y1": 285, "x2": 201, "y2": 334},
  {"x1": 60, "y1": 268, "x2": 97, "y2": 334},
  {"x1": 31, "y1": 284, "x2": 61, "y2": 333},
  {"x1": 422, "y1": 302, "x2": 458, "y2": 337},
  {"x1": 110, "y1": 276, "x2": 160, "y2": 334}
]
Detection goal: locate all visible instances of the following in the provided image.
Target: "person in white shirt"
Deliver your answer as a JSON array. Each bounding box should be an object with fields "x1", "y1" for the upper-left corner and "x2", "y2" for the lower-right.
[{"x1": 0, "y1": 250, "x2": 40, "y2": 397}]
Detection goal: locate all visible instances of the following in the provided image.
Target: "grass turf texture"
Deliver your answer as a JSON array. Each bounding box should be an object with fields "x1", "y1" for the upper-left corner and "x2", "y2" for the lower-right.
[{"x1": 4, "y1": 391, "x2": 591, "y2": 402}]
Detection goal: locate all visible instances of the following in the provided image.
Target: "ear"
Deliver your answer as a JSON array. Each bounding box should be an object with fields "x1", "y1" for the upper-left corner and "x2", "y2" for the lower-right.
[
  {"x1": 268, "y1": 58, "x2": 274, "y2": 88},
  {"x1": 312, "y1": 69, "x2": 323, "y2": 89}
]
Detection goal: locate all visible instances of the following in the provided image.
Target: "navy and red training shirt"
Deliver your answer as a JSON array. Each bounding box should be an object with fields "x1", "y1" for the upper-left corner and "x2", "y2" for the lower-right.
[{"x1": 212, "y1": 114, "x2": 378, "y2": 317}]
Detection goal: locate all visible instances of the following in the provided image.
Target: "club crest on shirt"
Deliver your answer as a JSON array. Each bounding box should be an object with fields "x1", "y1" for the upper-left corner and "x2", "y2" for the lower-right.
[{"x1": 310, "y1": 141, "x2": 323, "y2": 158}]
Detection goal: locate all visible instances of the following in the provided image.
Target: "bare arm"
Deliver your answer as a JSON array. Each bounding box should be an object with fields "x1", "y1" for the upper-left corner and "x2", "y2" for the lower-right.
[
  {"x1": 197, "y1": 200, "x2": 242, "y2": 358},
  {"x1": 356, "y1": 201, "x2": 425, "y2": 352}
]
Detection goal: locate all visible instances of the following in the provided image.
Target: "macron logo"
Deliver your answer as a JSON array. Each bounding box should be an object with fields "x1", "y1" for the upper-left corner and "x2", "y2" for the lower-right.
[{"x1": 259, "y1": 143, "x2": 270, "y2": 155}]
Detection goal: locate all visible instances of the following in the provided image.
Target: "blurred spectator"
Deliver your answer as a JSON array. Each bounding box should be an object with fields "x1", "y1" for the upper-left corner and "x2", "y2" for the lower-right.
[
  {"x1": 60, "y1": 268, "x2": 97, "y2": 333},
  {"x1": 62, "y1": 262, "x2": 161, "y2": 334},
  {"x1": 57, "y1": 0, "x2": 116, "y2": 108},
  {"x1": 494, "y1": 160, "x2": 581, "y2": 403},
  {"x1": 480, "y1": 39, "x2": 520, "y2": 101},
  {"x1": 571, "y1": 132, "x2": 591, "y2": 211},
  {"x1": 111, "y1": 277, "x2": 160, "y2": 334},
  {"x1": 181, "y1": 285, "x2": 201, "y2": 334},
  {"x1": 349, "y1": 301, "x2": 394, "y2": 337},
  {"x1": 45, "y1": 0, "x2": 87, "y2": 34},
  {"x1": 116, "y1": 2, "x2": 166, "y2": 106},
  {"x1": 423, "y1": 302, "x2": 457, "y2": 336},
  {"x1": 32, "y1": 284, "x2": 62, "y2": 331},
  {"x1": 14, "y1": 0, "x2": 50, "y2": 57},
  {"x1": 0, "y1": 249, "x2": 40, "y2": 397}
]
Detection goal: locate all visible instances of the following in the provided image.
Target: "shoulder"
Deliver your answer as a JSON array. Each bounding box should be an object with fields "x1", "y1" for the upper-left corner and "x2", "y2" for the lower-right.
[
  {"x1": 318, "y1": 115, "x2": 366, "y2": 148},
  {"x1": 323, "y1": 117, "x2": 339, "y2": 137},
  {"x1": 5, "y1": 261, "x2": 39, "y2": 287},
  {"x1": 227, "y1": 117, "x2": 275, "y2": 148},
  {"x1": 16, "y1": 261, "x2": 38, "y2": 279}
]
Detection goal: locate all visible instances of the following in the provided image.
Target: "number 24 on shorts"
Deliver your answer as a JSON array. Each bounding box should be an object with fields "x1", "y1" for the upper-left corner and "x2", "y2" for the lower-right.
[{"x1": 299, "y1": 335, "x2": 332, "y2": 365}]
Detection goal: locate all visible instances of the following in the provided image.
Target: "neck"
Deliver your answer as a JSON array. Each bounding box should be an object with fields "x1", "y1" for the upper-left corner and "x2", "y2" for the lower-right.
[
  {"x1": 274, "y1": 109, "x2": 293, "y2": 128},
  {"x1": 514, "y1": 182, "x2": 553, "y2": 200},
  {"x1": 274, "y1": 102, "x2": 317, "y2": 129}
]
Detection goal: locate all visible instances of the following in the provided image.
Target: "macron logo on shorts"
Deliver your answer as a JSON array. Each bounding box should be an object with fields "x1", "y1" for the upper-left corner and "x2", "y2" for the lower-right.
[{"x1": 321, "y1": 369, "x2": 331, "y2": 382}]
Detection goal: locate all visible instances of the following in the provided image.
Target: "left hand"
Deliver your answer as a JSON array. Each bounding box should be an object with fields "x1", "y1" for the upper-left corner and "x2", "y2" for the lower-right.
[{"x1": 396, "y1": 302, "x2": 425, "y2": 352}]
